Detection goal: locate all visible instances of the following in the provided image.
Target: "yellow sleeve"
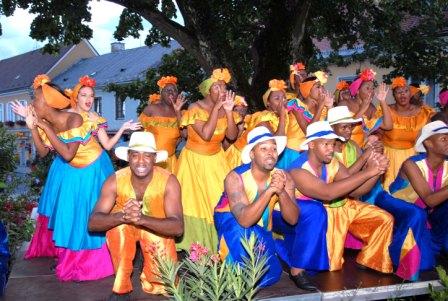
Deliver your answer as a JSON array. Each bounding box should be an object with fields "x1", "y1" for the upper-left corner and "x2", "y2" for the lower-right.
[{"x1": 180, "y1": 106, "x2": 209, "y2": 127}]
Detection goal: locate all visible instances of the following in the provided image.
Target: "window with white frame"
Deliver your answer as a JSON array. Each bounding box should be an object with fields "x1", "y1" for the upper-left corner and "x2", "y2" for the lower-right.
[
  {"x1": 6, "y1": 102, "x2": 16, "y2": 122},
  {"x1": 0, "y1": 104, "x2": 4, "y2": 122},
  {"x1": 115, "y1": 95, "x2": 125, "y2": 120},
  {"x1": 94, "y1": 97, "x2": 102, "y2": 115},
  {"x1": 16, "y1": 100, "x2": 27, "y2": 121}
]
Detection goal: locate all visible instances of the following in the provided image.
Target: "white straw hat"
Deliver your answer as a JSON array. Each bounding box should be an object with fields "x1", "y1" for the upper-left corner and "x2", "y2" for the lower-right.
[
  {"x1": 241, "y1": 126, "x2": 287, "y2": 164},
  {"x1": 327, "y1": 106, "x2": 362, "y2": 125},
  {"x1": 115, "y1": 131, "x2": 168, "y2": 162},
  {"x1": 415, "y1": 121, "x2": 448, "y2": 152},
  {"x1": 300, "y1": 121, "x2": 345, "y2": 150}
]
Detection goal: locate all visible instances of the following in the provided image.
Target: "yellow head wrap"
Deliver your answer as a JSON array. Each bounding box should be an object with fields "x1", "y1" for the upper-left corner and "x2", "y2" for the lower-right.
[
  {"x1": 198, "y1": 68, "x2": 231, "y2": 97},
  {"x1": 262, "y1": 79, "x2": 287, "y2": 107}
]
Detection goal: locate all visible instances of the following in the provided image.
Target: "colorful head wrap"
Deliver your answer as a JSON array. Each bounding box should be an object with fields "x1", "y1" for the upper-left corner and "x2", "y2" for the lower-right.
[
  {"x1": 299, "y1": 77, "x2": 319, "y2": 99},
  {"x1": 234, "y1": 95, "x2": 247, "y2": 107},
  {"x1": 262, "y1": 79, "x2": 287, "y2": 107},
  {"x1": 33, "y1": 74, "x2": 70, "y2": 109},
  {"x1": 334, "y1": 80, "x2": 350, "y2": 102},
  {"x1": 409, "y1": 84, "x2": 430, "y2": 98},
  {"x1": 157, "y1": 76, "x2": 178, "y2": 90},
  {"x1": 65, "y1": 75, "x2": 96, "y2": 108},
  {"x1": 148, "y1": 93, "x2": 161, "y2": 104},
  {"x1": 439, "y1": 90, "x2": 448, "y2": 107},
  {"x1": 390, "y1": 76, "x2": 408, "y2": 90},
  {"x1": 198, "y1": 68, "x2": 231, "y2": 97},
  {"x1": 314, "y1": 71, "x2": 328, "y2": 85},
  {"x1": 289, "y1": 62, "x2": 306, "y2": 88},
  {"x1": 349, "y1": 68, "x2": 376, "y2": 96}
]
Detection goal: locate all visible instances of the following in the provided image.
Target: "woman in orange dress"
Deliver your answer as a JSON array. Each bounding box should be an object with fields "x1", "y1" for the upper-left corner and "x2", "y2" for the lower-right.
[
  {"x1": 341, "y1": 68, "x2": 393, "y2": 147},
  {"x1": 382, "y1": 76, "x2": 434, "y2": 189},
  {"x1": 175, "y1": 68, "x2": 240, "y2": 252},
  {"x1": 139, "y1": 76, "x2": 186, "y2": 172}
]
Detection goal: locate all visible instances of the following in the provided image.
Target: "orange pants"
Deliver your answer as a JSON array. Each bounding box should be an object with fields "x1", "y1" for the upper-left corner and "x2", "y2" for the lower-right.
[
  {"x1": 106, "y1": 224, "x2": 177, "y2": 295},
  {"x1": 325, "y1": 199, "x2": 394, "y2": 273}
]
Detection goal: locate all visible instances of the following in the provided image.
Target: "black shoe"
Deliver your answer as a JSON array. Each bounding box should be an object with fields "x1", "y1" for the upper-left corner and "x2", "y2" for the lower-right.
[
  {"x1": 289, "y1": 271, "x2": 318, "y2": 292},
  {"x1": 108, "y1": 292, "x2": 131, "y2": 301}
]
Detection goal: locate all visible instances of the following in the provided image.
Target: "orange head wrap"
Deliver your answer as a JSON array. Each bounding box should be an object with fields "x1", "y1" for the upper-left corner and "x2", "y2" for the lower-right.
[
  {"x1": 66, "y1": 75, "x2": 97, "y2": 108},
  {"x1": 289, "y1": 62, "x2": 306, "y2": 88},
  {"x1": 409, "y1": 84, "x2": 430, "y2": 98},
  {"x1": 299, "y1": 77, "x2": 319, "y2": 99},
  {"x1": 157, "y1": 76, "x2": 178, "y2": 90},
  {"x1": 391, "y1": 76, "x2": 407, "y2": 90},
  {"x1": 148, "y1": 93, "x2": 161, "y2": 104},
  {"x1": 33, "y1": 74, "x2": 70, "y2": 109},
  {"x1": 336, "y1": 80, "x2": 350, "y2": 91},
  {"x1": 262, "y1": 79, "x2": 287, "y2": 107}
]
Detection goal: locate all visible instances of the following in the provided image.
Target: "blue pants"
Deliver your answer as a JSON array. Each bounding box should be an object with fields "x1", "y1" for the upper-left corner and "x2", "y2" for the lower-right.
[
  {"x1": 273, "y1": 199, "x2": 329, "y2": 271},
  {"x1": 429, "y1": 200, "x2": 448, "y2": 254},
  {"x1": 214, "y1": 212, "x2": 282, "y2": 287}
]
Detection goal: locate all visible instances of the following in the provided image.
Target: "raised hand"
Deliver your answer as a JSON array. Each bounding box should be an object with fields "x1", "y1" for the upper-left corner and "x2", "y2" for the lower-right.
[
  {"x1": 25, "y1": 105, "x2": 37, "y2": 130},
  {"x1": 11, "y1": 100, "x2": 27, "y2": 118},
  {"x1": 365, "y1": 152, "x2": 389, "y2": 175},
  {"x1": 120, "y1": 119, "x2": 142, "y2": 131},
  {"x1": 222, "y1": 90, "x2": 235, "y2": 112},
  {"x1": 321, "y1": 90, "x2": 334, "y2": 108},
  {"x1": 173, "y1": 93, "x2": 187, "y2": 112},
  {"x1": 375, "y1": 83, "x2": 389, "y2": 103}
]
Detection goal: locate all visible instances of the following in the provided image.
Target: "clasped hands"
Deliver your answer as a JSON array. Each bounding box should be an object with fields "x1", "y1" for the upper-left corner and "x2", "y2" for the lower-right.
[{"x1": 121, "y1": 199, "x2": 143, "y2": 224}]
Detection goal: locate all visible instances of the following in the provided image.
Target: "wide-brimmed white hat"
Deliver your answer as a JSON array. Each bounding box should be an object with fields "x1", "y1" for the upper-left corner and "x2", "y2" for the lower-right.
[
  {"x1": 415, "y1": 121, "x2": 448, "y2": 152},
  {"x1": 300, "y1": 121, "x2": 345, "y2": 150},
  {"x1": 328, "y1": 106, "x2": 362, "y2": 125},
  {"x1": 241, "y1": 126, "x2": 287, "y2": 164},
  {"x1": 115, "y1": 131, "x2": 168, "y2": 162}
]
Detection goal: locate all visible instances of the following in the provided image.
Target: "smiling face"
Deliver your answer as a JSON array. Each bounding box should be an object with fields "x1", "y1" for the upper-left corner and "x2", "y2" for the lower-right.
[
  {"x1": 309, "y1": 138, "x2": 336, "y2": 164},
  {"x1": 128, "y1": 150, "x2": 156, "y2": 179},
  {"x1": 161, "y1": 83, "x2": 178, "y2": 105},
  {"x1": 250, "y1": 139, "x2": 279, "y2": 171},
  {"x1": 77, "y1": 86, "x2": 95, "y2": 112}
]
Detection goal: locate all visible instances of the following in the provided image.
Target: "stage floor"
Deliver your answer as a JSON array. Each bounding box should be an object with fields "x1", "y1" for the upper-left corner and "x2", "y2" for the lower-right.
[{"x1": 3, "y1": 244, "x2": 444, "y2": 301}]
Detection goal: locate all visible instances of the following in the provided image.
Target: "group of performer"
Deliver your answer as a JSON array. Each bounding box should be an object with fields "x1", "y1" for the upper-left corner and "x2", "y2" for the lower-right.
[{"x1": 11, "y1": 63, "x2": 448, "y2": 299}]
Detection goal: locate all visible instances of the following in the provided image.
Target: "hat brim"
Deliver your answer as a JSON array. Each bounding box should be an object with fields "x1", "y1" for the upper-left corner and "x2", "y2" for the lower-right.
[
  {"x1": 329, "y1": 117, "x2": 363, "y2": 126},
  {"x1": 415, "y1": 129, "x2": 448, "y2": 152},
  {"x1": 300, "y1": 133, "x2": 345, "y2": 150},
  {"x1": 115, "y1": 146, "x2": 169, "y2": 163},
  {"x1": 241, "y1": 136, "x2": 287, "y2": 164}
]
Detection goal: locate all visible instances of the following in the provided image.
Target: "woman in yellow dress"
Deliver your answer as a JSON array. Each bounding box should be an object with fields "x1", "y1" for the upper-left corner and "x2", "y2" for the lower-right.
[
  {"x1": 340, "y1": 68, "x2": 393, "y2": 147},
  {"x1": 224, "y1": 95, "x2": 249, "y2": 169},
  {"x1": 139, "y1": 76, "x2": 186, "y2": 172},
  {"x1": 175, "y1": 68, "x2": 240, "y2": 252},
  {"x1": 382, "y1": 76, "x2": 434, "y2": 189}
]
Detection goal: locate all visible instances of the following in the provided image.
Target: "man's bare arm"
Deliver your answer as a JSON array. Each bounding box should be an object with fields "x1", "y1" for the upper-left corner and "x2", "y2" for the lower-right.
[
  {"x1": 88, "y1": 175, "x2": 124, "y2": 231},
  {"x1": 277, "y1": 172, "x2": 299, "y2": 225},
  {"x1": 226, "y1": 171, "x2": 273, "y2": 228}
]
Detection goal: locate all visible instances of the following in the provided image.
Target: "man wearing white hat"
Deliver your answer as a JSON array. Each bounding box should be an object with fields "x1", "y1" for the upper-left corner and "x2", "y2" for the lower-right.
[
  {"x1": 383, "y1": 121, "x2": 448, "y2": 277},
  {"x1": 214, "y1": 126, "x2": 299, "y2": 288},
  {"x1": 89, "y1": 132, "x2": 183, "y2": 300},
  {"x1": 285, "y1": 121, "x2": 394, "y2": 274}
]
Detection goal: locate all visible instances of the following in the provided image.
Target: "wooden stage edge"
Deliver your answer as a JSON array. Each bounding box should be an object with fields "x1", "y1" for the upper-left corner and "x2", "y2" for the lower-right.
[{"x1": 3, "y1": 242, "x2": 445, "y2": 301}]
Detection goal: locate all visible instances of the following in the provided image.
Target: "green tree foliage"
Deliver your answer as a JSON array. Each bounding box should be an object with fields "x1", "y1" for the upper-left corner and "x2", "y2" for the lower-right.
[
  {"x1": 1, "y1": 0, "x2": 447, "y2": 108},
  {"x1": 0, "y1": 125, "x2": 18, "y2": 183}
]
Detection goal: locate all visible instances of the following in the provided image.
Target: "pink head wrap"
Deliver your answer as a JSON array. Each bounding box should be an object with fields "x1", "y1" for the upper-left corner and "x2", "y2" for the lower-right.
[
  {"x1": 439, "y1": 90, "x2": 448, "y2": 107},
  {"x1": 349, "y1": 68, "x2": 376, "y2": 97}
]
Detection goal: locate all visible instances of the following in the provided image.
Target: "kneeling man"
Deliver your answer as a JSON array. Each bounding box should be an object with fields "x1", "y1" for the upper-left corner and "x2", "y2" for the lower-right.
[
  {"x1": 214, "y1": 126, "x2": 299, "y2": 287},
  {"x1": 89, "y1": 132, "x2": 183, "y2": 300}
]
